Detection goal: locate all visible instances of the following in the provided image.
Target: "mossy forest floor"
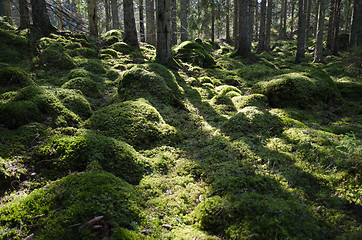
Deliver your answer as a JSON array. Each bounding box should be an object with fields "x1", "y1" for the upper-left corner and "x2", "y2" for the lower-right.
[{"x1": 0, "y1": 24, "x2": 361, "y2": 239}]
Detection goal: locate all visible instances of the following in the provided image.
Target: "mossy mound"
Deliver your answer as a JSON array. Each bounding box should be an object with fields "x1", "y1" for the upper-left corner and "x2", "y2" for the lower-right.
[
  {"x1": 231, "y1": 94, "x2": 268, "y2": 110},
  {"x1": 10, "y1": 86, "x2": 81, "y2": 127},
  {"x1": 67, "y1": 47, "x2": 98, "y2": 59},
  {"x1": 85, "y1": 99, "x2": 181, "y2": 148},
  {"x1": 0, "y1": 100, "x2": 41, "y2": 129},
  {"x1": 102, "y1": 30, "x2": 123, "y2": 46},
  {"x1": 0, "y1": 172, "x2": 141, "y2": 240},
  {"x1": 118, "y1": 65, "x2": 182, "y2": 107},
  {"x1": 38, "y1": 43, "x2": 75, "y2": 70},
  {"x1": 53, "y1": 88, "x2": 92, "y2": 119},
  {"x1": 67, "y1": 68, "x2": 94, "y2": 80},
  {"x1": 335, "y1": 76, "x2": 362, "y2": 101},
  {"x1": 34, "y1": 129, "x2": 145, "y2": 183},
  {"x1": 79, "y1": 59, "x2": 106, "y2": 74},
  {"x1": 0, "y1": 67, "x2": 34, "y2": 89},
  {"x1": 222, "y1": 106, "x2": 284, "y2": 138},
  {"x1": 62, "y1": 77, "x2": 102, "y2": 98},
  {"x1": 100, "y1": 48, "x2": 119, "y2": 58},
  {"x1": 110, "y1": 42, "x2": 133, "y2": 54},
  {"x1": 174, "y1": 41, "x2": 216, "y2": 68},
  {"x1": 253, "y1": 71, "x2": 341, "y2": 109},
  {"x1": 0, "y1": 28, "x2": 28, "y2": 64},
  {"x1": 237, "y1": 63, "x2": 280, "y2": 81}
]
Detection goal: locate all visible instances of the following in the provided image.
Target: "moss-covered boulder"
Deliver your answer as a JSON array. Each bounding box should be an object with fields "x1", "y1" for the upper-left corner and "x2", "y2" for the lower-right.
[
  {"x1": 110, "y1": 42, "x2": 133, "y2": 54},
  {"x1": 0, "y1": 28, "x2": 28, "y2": 64},
  {"x1": 232, "y1": 94, "x2": 268, "y2": 110},
  {"x1": 253, "y1": 71, "x2": 341, "y2": 109},
  {"x1": 335, "y1": 76, "x2": 362, "y2": 101},
  {"x1": 0, "y1": 172, "x2": 141, "y2": 240},
  {"x1": 0, "y1": 100, "x2": 41, "y2": 129},
  {"x1": 100, "y1": 48, "x2": 119, "y2": 58},
  {"x1": 79, "y1": 59, "x2": 106, "y2": 74},
  {"x1": 38, "y1": 43, "x2": 75, "y2": 70},
  {"x1": 0, "y1": 67, "x2": 34, "y2": 88},
  {"x1": 174, "y1": 41, "x2": 216, "y2": 68},
  {"x1": 34, "y1": 129, "x2": 145, "y2": 183},
  {"x1": 222, "y1": 106, "x2": 284, "y2": 138},
  {"x1": 67, "y1": 68, "x2": 94, "y2": 80},
  {"x1": 102, "y1": 29, "x2": 123, "y2": 46},
  {"x1": 53, "y1": 88, "x2": 92, "y2": 119},
  {"x1": 118, "y1": 65, "x2": 182, "y2": 107},
  {"x1": 62, "y1": 77, "x2": 102, "y2": 98},
  {"x1": 85, "y1": 99, "x2": 181, "y2": 148}
]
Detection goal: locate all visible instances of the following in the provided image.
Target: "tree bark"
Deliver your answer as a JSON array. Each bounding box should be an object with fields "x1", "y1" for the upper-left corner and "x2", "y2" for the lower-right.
[
  {"x1": 18, "y1": 0, "x2": 30, "y2": 29},
  {"x1": 314, "y1": 0, "x2": 325, "y2": 62},
  {"x1": 171, "y1": 0, "x2": 177, "y2": 45},
  {"x1": 123, "y1": 0, "x2": 139, "y2": 48},
  {"x1": 0, "y1": 0, "x2": 6, "y2": 18},
  {"x1": 146, "y1": 0, "x2": 155, "y2": 45},
  {"x1": 258, "y1": 0, "x2": 266, "y2": 52},
  {"x1": 5, "y1": 0, "x2": 13, "y2": 25},
  {"x1": 140, "y1": 0, "x2": 146, "y2": 42},
  {"x1": 57, "y1": 0, "x2": 63, "y2": 30},
  {"x1": 305, "y1": 0, "x2": 312, "y2": 43},
  {"x1": 111, "y1": 0, "x2": 119, "y2": 29},
  {"x1": 105, "y1": 0, "x2": 111, "y2": 31},
  {"x1": 156, "y1": 0, "x2": 172, "y2": 65},
  {"x1": 31, "y1": 0, "x2": 56, "y2": 36},
  {"x1": 236, "y1": 0, "x2": 251, "y2": 57},
  {"x1": 344, "y1": 0, "x2": 352, "y2": 33},
  {"x1": 211, "y1": 1, "x2": 215, "y2": 42},
  {"x1": 290, "y1": 0, "x2": 295, "y2": 38},
  {"x1": 349, "y1": 0, "x2": 362, "y2": 46},
  {"x1": 249, "y1": 0, "x2": 254, "y2": 41},
  {"x1": 265, "y1": 0, "x2": 272, "y2": 50},
  {"x1": 180, "y1": 0, "x2": 188, "y2": 42},
  {"x1": 295, "y1": 0, "x2": 306, "y2": 63},
  {"x1": 226, "y1": 0, "x2": 231, "y2": 42},
  {"x1": 332, "y1": 0, "x2": 341, "y2": 55},
  {"x1": 326, "y1": 0, "x2": 335, "y2": 50},
  {"x1": 233, "y1": 0, "x2": 239, "y2": 47}
]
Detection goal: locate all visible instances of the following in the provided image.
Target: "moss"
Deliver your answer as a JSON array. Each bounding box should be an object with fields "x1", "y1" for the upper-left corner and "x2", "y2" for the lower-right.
[
  {"x1": 34, "y1": 129, "x2": 145, "y2": 183},
  {"x1": 64, "y1": 41, "x2": 82, "y2": 50},
  {"x1": 73, "y1": 47, "x2": 98, "y2": 58},
  {"x1": 38, "y1": 43, "x2": 75, "y2": 70},
  {"x1": 118, "y1": 66, "x2": 182, "y2": 107},
  {"x1": 174, "y1": 41, "x2": 216, "y2": 68},
  {"x1": 231, "y1": 94, "x2": 268, "y2": 110},
  {"x1": 253, "y1": 72, "x2": 341, "y2": 109},
  {"x1": 0, "y1": 172, "x2": 141, "y2": 240},
  {"x1": 105, "y1": 69, "x2": 119, "y2": 81},
  {"x1": 79, "y1": 59, "x2": 106, "y2": 74},
  {"x1": 85, "y1": 99, "x2": 181, "y2": 148},
  {"x1": 0, "y1": 67, "x2": 34, "y2": 89},
  {"x1": 103, "y1": 29, "x2": 123, "y2": 40},
  {"x1": 110, "y1": 42, "x2": 133, "y2": 54},
  {"x1": 0, "y1": 100, "x2": 41, "y2": 129},
  {"x1": 53, "y1": 88, "x2": 92, "y2": 119},
  {"x1": 103, "y1": 35, "x2": 120, "y2": 46},
  {"x1": 335, "y1": 76, "x2": 362, "y2": 101},
  {"x1": 100, "y1": 48, "x2": 119, "y2": 58},
  {"x1": 67, "y1": 68, "x2": 94, "y2": 80},
  {"x1": 62, "y1": 77, "x2": 102, "y2": 98},
  {"x1": 0, "y1": 28, "x2": 28, "y2": 64},
  {"x1": 237, "y1": 63, "x2": 279, "y2": 82},
  {"x1": 222, "y1": 106, "x2": 284, "y2": 138}
]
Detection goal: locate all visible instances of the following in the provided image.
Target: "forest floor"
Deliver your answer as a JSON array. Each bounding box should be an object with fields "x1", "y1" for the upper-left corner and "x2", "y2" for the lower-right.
[{"x1": 0, "y1": 23, "x2": 361, "y2": 240}]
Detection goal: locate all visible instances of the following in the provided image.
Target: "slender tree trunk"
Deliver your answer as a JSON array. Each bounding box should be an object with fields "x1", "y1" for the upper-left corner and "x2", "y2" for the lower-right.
[
  {"x1": 280, "y1": 0, "x2": 286, "y2": 39},
  {"x1": 87, "y1": 0, "x2": 98, "y2": 37},
  {"x1": 146, "y1": 0, "x2": 155, "y2": 44},
  {"x1": 140, "y1": 0, "x2": 146, "y2": 42},
  {"x1": 123, "y1": 0, "x2": 139, "y2": 48},
  {"x1": 0, "y1": 0, "x2": 6, "y2": 18},
  {"x1": 236, "y1": 0, "x2": 251, "y2": 57},
  {"x1": 31, "y1": 0, "x2": 56, "y2": 36},
  {"x1": 350, "y1": 0, "x2": 361, "y2": 46},
  {"x1": 314, "y1": 0, "x2": 325, "y2": 62},
  {"x1": 180, "y1": 0, "x2": 188, "y2": 41},
  {"x1": 283, "y1": 0, "x2": 287, "y2": 37},
  {"x1": 254, "y1": 0, "x2": 258, "y2": 40},
  {"x1": 105, "y1": 0, "x2": 111, "y2": 31},
  {"x1": 233, "y1": 0, "x2": 239, "y2": 47},
  {"x1": 265, "y1": 0, "x2": 272, "y2": 50},
  {"x1": 326, "y1": 0, "x2": 336, "y2": 50},
  {"x1": 332, "y1": 0, "x2": 341, "y2": 55},
  {"x1": 156, "y1": 0, "x2": 172, "y2": 64},
  {"x1": 5, "y1": 0, "x2": 13, "y2": 25},
  {"x1": 171, "y1": 0, "x2": 177, "y2": 45},
  {"x1": 258, "y1": 0, "x2": 266, "y2": 52},
  {"x1": 226, "y1": 0, "x2": 231, "y2": 42},
  {"x1": 57, "y1": 0, "x2": 63, "y2": 30},
  {"x1": 295, "y1": 0, "x2": 306, "y2": 63},
  {"x1": 345, "y1": 0, "x2": 352, "y2": 33},
  {"x1": 249, "y1": 0, "x2": 254, "y2": 41},
  {"x1": 18, "y1": 0, "x2": 30, "y2": 29},
  {"x1": 111, "y1": 0, "x2": 119, "y2": 29},
  {"x1": 305, "y1": 0, "x2": 312, "y2": 43},
  {"x1": 211, "y1": 1, "x2": 215, "y2": 42},
  {"x1": 290, "y1": 0, "x2": 295, "y2": 38}
]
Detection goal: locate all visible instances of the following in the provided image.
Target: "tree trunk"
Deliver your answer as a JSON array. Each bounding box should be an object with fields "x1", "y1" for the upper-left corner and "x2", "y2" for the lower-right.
[
  {"x1": 254, "y1": 0, "x2": 258, "y2": 40},
  {"x1": 140, "y1": 0, "x2": 146, "y2": 42},
  {"x1": 345, "y1": 0, "x2": 352, "y2": 33},
  {"x1": 18, "y1": 0, "x2": 30, "y2": 29},
  {"x1": 111, "y1": 0, "x2": 119, "y2": 29},
  {"x1": 5, "y1": 0, "x2": 13, "y2": 25},
  {"x1": 171, "y1": 0, "x2": 177, "y2": 45},
  {"x1": 226, "y1": 0, "x2": 231, "y2": 42},
  {"x1": 258, "y1": 0, "x2": 266, "y2": 52},
  {"x1": 295, "y1": 0, "x2": 306, "y2": 63},
  {"x1": 180, "y1": 0, "x2": 188, "y2": 42},
  {"x1": 31, "y1": 0, "x2": 56, "y2": 36},
  {"x1": 350, "y1": 0, "x2": 362, "y2": 46},
  {"x1": 156, "y1": 0, "x2": 172, "y2": 65},
  {"x1": 249, "y1": 0, "x2": 254, "y2": 41},
  {"x1": 211, "y1": 2, "x2": 215, "y2": 42},
  {"x1": 279, "y1": 0, "x2": 287, "y2": 39},
  {"x1": 326, "y1": 0, "x2": 335, "y2": 50},
  {"x1": 146, "y1": 0, "x2": 155, "y2": 45},
  {"x1": 105, "y1": 0, "x2": 111, "y2": 31},
  {"x1": 332, "y1": 0, "x2": 341, "y2": 55},
  {"x1": 265, "y1": 0, "x2": 272, "y2": 50},
  {"x1": 123, "y1": 0, "x2": 139, "y2": 48},
  {"x1": 233, "y1": 0, "x2": 238, "y2": 47},
  {"x1": 305, "y1": 0, "x2": 312, "y2": 43},
  {"x1": 314, "y1": 0, "x2": 325, "y2": 62},
  {"x1": 57, "y1": 0, "x2": 63, "y2": 30},
  {"x1": 290, "y1": 0, "x2": 295, "y2": 38},
  {"x1": 236, "y1": 0, "x2": 251, "y2": 57},
  {"x1": 0, "y1": 0, "x2": 6, "y2": 18}
]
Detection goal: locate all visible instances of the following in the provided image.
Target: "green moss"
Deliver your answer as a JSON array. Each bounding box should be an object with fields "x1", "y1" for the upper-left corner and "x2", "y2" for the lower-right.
[
  {"x1": 103, "y1": 29, "x2": 123, "y2": 40},
  {"x1": 222, "y1": 106, "x2": 284, "y2": 138},
  {"x1": 71, "y1": 47, "x2": 98, "y2": 58},
  {"x1": 105, "y1": 69, "x2": 119, "y2": 80},
  {"x1": 110, "y1": 42, "x2": 133, "y2": 54},
  {"x1": 0, "y1": 28, "x2": 28, "y2": 64},
  {"x1": 237, "y1": 63, "x2": 279, "y2": 82},
  {"x1": 62, "y1": 77, "x2": 102, "y2": 98},
  {"x1": 64, "y1": 41, "x2": 82, "y2": 50},
  {"x1": 79, "y1": 59, "x2": 106, "y2": 74},
  {"x1": 85, "y1": 99, "x2": 181, "y2": 148},
  {"x1": 0, "y1": 67, "x2": 34, "y2": 88},
  {"x1": 100, "y1": 48, "x2": 119, "y2": 58},
  {"x1": 104, "y1": 35, "x2": 120, "y2": 46},
  {"x1": 174, "y1": 41, "x2": 216, "y2": 68},
  {"x1": 0, "y1": 100, "x2": 41, "y2": 129},
  {"x1": 231, "y1": 94, "x2": 268, "y2": 110},
  {"x1": 335, "y1": 76, "x2": 362, "y2": 101},
  {"x1": 53, "y1": 88, "x2": 92, "y2": 119},
  {"x1": 118, "y1": 66, "x2": 182, "y2": 107},
  {"x1": 38, "y1": 43, "x2": 75, "y2": 70},
  {"x1": 67, "y1": 68, "x2": 94, "y2": 80},
  {"x1": 0, "y1": 172, "x2": 141, "y2": 240}
]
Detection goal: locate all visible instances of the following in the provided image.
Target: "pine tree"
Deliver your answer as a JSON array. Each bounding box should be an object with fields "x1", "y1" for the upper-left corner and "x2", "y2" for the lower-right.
[
  {"x1": 123, "y1": 0, "x2": 139, "y2": 48},
  {"x1": 156, "y1": 0, "x2": 172, "y2": 64}
]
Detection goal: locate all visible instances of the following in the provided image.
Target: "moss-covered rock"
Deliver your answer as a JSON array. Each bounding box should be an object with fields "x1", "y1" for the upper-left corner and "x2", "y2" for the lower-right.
[
  {"x1": 174, "y1": 41, "x2": 216, "y2": 68},
  {"x1": 222, "y1": 106, "x2": 284, "y2": 138},
  {"x1": 100, "y1": 48, "x2": 119, "y2": 58},
  {"x1": 67, "y1": 47, "x2": 98, "y2": 59},
  {"x1": 62, "y1": 77, "x2": 102, "y2": 98},
  {"x1": 0, "y1": 28, "x2": 28, "y2": 64},
  {"x1": 85, "y1": 99, "x2": 181, "y2": 148},
  {"x1": 38, "y1": 43, "x2": 75, "y2": 70},
  {"x1": 0, "y1": 67, "x2": 34, "y2": 88},
  {"x1": 110, "y1": 42, "x2": 133, "y2": 54},
  {"x1": 105, "y1": 69, "x2": 119, "y2": 81},
  {"x1": 335, "y1": 76, "x2": 362, "y2": 101},
  {"x1": 0, "y1": 100, "x2": 41, "y2": 129},
  {"x1": 79, "y1": 59, "x2": 106, "y2": 74},
  {"x1": 53, "y1": 88, "x2": 92, "y2": 119},
  {"x1": 0, "y1": 172, "x2": 141, "y2": 240},
  {"x1": 102, "y1": 30, "x2": 123, "y2": 43},
  {"x1": 67, "y1": 68, "x2": 94, "y2": 80},
  {"x1": 232, "y1": 94, "x2": 268, "y2": 110},
  {"x1": 253, "y1": 71, "x2": 341, "y2": 109},
  {"x1": 118, "y1": 65, "x2": 182, "y2": 107}
]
